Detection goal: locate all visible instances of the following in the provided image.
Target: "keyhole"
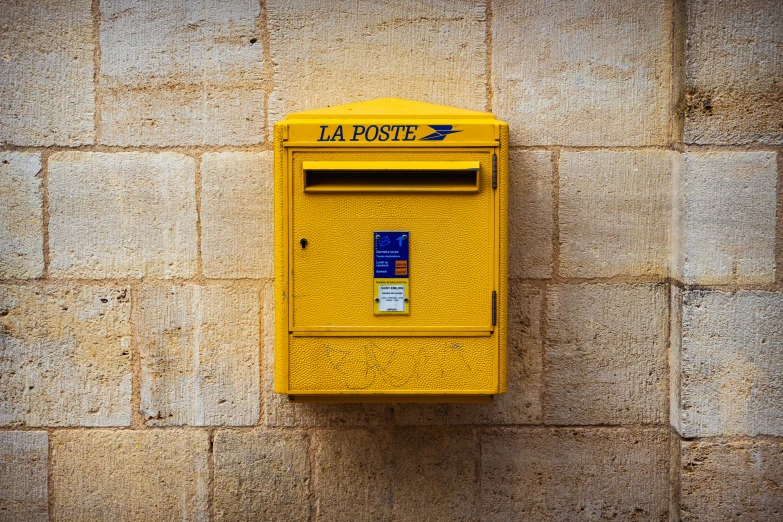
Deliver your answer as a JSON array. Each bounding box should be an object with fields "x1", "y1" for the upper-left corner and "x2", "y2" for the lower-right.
[{"x1": 300, "y1": 238, "x2": 308, "y2": 249}]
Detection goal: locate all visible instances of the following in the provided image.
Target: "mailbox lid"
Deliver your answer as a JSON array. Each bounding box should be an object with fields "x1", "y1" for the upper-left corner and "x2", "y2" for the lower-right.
[
  {"x1": 280, "y1": 98, "x2": 501, "y2": 147},
  {"x1": 289, "y1": 149, "x2": 496, "y2": 333}
]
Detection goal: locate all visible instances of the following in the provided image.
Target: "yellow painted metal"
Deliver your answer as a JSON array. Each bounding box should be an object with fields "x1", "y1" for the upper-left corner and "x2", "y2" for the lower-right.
[{"x1": 274, "y1": 98, "x2": 508, "y2": 401}]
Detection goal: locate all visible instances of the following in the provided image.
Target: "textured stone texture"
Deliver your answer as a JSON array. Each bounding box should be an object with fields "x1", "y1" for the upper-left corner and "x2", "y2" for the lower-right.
[
  {"x1": 678, "y1": 290, "x2": 783, "y2": 437},
  {"x1": 313, "y1": 428, "x2": 477, "y2": 522},
  {"x1": 139, "y1": 284, "x2": 261, "y2": 426},
  {"x1": 391, "y1": 429, "x2": 477, "y2": 522},
  {"x1": 481, "y1": 428, "x2": 669, "y2": 520},
  {"x1": 681, "y1": 440, "x2": 783, "y2": 521},
  {"x1": 0, "y1": 0, "x2": 94, "y2": 146},
  {"x1": 313, "y1": 429, "x2": 394, "y2": 522},
  {"x1": 0, "y1": 152, "x2": 43, "y2": 279},
  {"x1": 51, "y1": 429, "x2": 209, "y2": 522},
  {"x1": 0, "y1": 285, "x2": 131, "y2": 427},
  {"x1": 100, "y1": 0, "x2": 265, "y2": 146},
  {"x1": 679, "y1": 152, "x2": 777, "y2": 284},
  {"x1": 509, "y1": 151, "x2": 553, "y2": 279},
  {"x1": 492, "y1": 0, "x2": 670, "y2": 146},
  {"x1": 49, "y1": 152, "x2": 198, "y2": 279},
  {"x1": 0, "y1": 432, "x2": 48, "y2": 522},
  {"x1": 670, "y1": 286, "x2": 683, "y2": 435},
  {"x1": 214, "y1": 429, "x2": 310, "y2": 521},
  {"x1": 394, "y1": 282, "x2": 542, "y2": 425},
  {"x1": 685, "y1": 0, "x2": 783, "y2": 144},
  {"x1": 267, "y1": 0, "x2": 487, "y2": 126},
  {"x1": 202, "y1": 152, "x2": 273, "y2": 279},
  {"x1": 559, "y1": 151, "x2": 672, "y2": 278},
  {"x1": 546, "y1": 284, "x2": 667, "y2": 425}
]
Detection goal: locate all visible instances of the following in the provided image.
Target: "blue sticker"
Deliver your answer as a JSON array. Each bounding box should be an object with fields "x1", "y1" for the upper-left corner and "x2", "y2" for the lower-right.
[{"x1": 374, "y1": 232, "x2": 409, "y2": 278}]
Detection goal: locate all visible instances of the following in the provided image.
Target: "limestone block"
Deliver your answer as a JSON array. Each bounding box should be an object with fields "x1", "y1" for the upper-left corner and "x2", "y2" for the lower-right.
[
  {"x1": 48, "y1": 152, "x2": 197, "y2": 279},
  {"x1": 509, "y1": 151, "x2": 553, "y2": 279},
  {"x1": 214, "y1": 429, "x2": 310, "y2": 521},
  {"x1": 545, "y1": 284, "x2": 667, "y2": 425},
  {"x1": 670, "y1": 286, "x2": 683, "y2": 434},
  {"x1": 51, "y1": 430, "x2": 209, "y2": 522},
  {"x1": 139, "y1": 284, "x2": 261, "y2": 426},
  {"x1": 100, "y1": 0, "x2": 265, "y2": 146},
  {"x1": 202, "y1": 152, "x2": 273, "y2": 279},
  {"x1": 481, "y1": 428, "x2": 669, "y2": 520},
  {"x1": 313, "y1": 428, "x2": 478, "y2": 521},
  {"x1": 679, "y1": 152, "x2": 777, "y2": 284},
  {"x1": 313, "y1": 429, "x2": 394, "y2": 522},
  {"x1": 0, "y1": 153, "x2": 43, "y2": 279},
  {"x1": 678, "y1": 290, "x2": 783, "y2": 437},
  {"x1": 263, "y1": 283, "x2": 392, "y2": 426},
  {"x1": 0, "y1": 285, "x2": 131, "y2": 427},
  {"x1": 0, "y1": 432, "x2": 48, "y2": 522},
  {"x1": 394, "y1": 282, "x2": 542, "y2": 425},
  {"x1": 685, "y1": 0, "x2": 783, "y2": 144},
  {"x1": 267, "y1": 0, "x2": 487, "y2": 126},
  {"x1": 0, "y1": 0, "x2": 94, "y2": 146},
  {"x1": 391, "y1": 429, "x2": 477, "y2": 522},
  {"x1": 492, "y1": 0, "x2": 670, "y2": 146},
  {"x1": 681, "y1": 440, "x2": 783, "y2": 520},
  {"x1": 559, "y1": 151, "x2": 672, "y2": 278}
]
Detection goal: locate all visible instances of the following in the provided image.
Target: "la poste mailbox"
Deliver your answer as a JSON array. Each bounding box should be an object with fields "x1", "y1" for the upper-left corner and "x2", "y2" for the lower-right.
[{"x1": 274, "y1": 98, "x2": 508, "y2": 402}]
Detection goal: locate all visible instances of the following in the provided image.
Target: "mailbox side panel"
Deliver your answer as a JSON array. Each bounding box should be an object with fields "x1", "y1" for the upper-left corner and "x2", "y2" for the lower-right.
[{"x1": 274, "y1": 122, "x2": 290, "y2": 393}]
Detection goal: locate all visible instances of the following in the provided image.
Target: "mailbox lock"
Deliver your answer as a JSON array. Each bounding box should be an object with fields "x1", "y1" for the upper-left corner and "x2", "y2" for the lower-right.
[{"x1": 300, "y1": 238, "x2": 308, "y2": 249}]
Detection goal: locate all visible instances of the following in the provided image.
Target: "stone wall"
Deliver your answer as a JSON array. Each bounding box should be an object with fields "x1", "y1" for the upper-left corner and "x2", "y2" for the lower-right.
[{"x1": 0, "y1": 1, "x2": 780, "y2": 520}]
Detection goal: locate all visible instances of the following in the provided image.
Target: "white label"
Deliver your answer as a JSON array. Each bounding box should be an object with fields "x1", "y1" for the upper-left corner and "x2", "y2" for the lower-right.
[{"x1": 378, "y1": 285, "x2": 406, "y2": 312}]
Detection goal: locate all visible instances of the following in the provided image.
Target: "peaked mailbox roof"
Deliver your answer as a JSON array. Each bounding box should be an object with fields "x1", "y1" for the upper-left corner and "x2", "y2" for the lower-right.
[{"x1": 285, "y1": 98, "x2": 494, "y2": 120}]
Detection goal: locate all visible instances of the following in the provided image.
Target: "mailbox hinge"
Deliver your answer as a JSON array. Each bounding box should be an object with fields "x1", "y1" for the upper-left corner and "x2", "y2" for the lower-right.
[
  {"x1": 491, "y1": 291, "x2": 497, "y2": 326},
  {"x1": 492, "y1": 154, "x2": 497, "y2": 189}
]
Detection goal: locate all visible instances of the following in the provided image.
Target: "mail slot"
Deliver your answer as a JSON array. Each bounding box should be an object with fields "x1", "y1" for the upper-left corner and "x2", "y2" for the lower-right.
[{"x1": 274, "y1": 98, "x2": 508, "y2": 402}]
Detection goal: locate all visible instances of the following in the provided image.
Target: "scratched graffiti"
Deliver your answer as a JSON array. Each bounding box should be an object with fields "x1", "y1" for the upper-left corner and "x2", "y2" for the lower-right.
[
  {"x1": 324, "y1": 341, "x2": 472, "y2": 389},
  {"x1": 325, "y1": 342, "x2": 417, "y2": 389}
]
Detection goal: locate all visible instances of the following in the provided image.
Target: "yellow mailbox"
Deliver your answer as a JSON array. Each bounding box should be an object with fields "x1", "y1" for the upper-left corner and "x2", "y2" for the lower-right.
[{"x1": 274, "y1": 98, "x2": 508, "y2": 402}]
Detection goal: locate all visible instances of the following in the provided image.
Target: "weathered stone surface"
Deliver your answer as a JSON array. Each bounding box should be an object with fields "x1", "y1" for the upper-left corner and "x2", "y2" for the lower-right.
[
  {"x1": 492, "y1": 0, "x2": 670, "y2": 146},
  {"x1": 263, "y1": 283, "x2": 392, "y2": 427},
  {"x1": 100, "y1": 0, "x2": 265, "y2": 146},
  {"x1": 679, "y1": 152, "x2": 777, "y2": 284},
  {"x1": 681, "y1": 440, "x2": 783, "y2": 521},
  {"x1": 670, "y1": 286, "x2": 683, "y2": 435},
  {"x1": 313, "y1": 428, "x2": 477, "y2": 521},
  {"x1": 685, "y1": 0, "x2": 783, "y2": 144},
  {"x1": 214, "y1": 429, "x2": 310, "y2": 521},
  {"x1": 394, "y1": 282, "x2": 542, "y2": 425},
  {"x1": 481, "y1": 428, "x2": 669, "y2": 520},
  {"x1": 391, "y1": 429, "x2": 477, "y2": 522},
  {"x1": 559, "y1": 151, "x2": 672, "y2": 278},
  {"x1": 139, "y1": 284, "x2": 261, "y2": 426},
  {"x1": 546, "y1": 284, "x2": 667, "y2": 425},
  {"x1": 267, "y1": 0, "x2": 487, "y2": 125},
  {"x1": 678, "y1": 290, "x2": 783, "y2": 437},
  {"x1": 0, "y1": 432, "x2": 48, "y2": 522},
  {"x1": 51, "y1": 429, "x2": 209, "y2": 522},
  {"x1": 0, "y1": 153, "x2": 43, "y2": 279},
  {"x1": 509, "y1": 151, "x2": 553, "y2": 279},
  {"x1": 313, "y1": 429, "x2": 394, "y2": 522},
  {"x1": 49, "y1": 152, "x2": 197, "y2": 279},
  {"x1": 0, "y1": 285, "x2": 131, "y2": 427},
  {"x1": 202, "y1": 152, "x2": 273, "y2": 279},
  {"x1": 0, "y1": 1, "x2": 94, "y2": 146}
]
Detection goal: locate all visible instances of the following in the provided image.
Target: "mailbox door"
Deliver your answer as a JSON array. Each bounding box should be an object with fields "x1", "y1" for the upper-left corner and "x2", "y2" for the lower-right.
[{"x1": 289, "y1": 148, "x2": 496, "y2": 334}]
